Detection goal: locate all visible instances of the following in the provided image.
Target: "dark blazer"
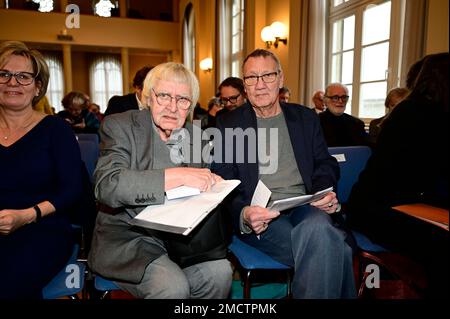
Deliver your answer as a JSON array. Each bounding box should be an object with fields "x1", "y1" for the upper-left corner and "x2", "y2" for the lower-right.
[
  {"x1": 319, "y1": 109, "x2": 369, "y2": 147},
  {"x1": 104, "y1": 93, "x2": 139, "y2": 116},
  {"x1": 212, "y1": 102, "x2": 339, "y2": 233},
  {"x1": 368, "y1": 115, "x2": 385, "y2": 145}
]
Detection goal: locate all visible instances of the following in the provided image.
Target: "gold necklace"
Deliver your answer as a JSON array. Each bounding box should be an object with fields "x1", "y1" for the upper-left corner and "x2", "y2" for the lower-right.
[{"x1": 0, "y1": 112, "x2": 36, "y2": 141}]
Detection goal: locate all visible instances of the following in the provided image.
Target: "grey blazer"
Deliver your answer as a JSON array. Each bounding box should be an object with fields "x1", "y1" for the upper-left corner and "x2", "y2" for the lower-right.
[{"x1": 87, "y1": 109, "x2": 203, "y2": 283}]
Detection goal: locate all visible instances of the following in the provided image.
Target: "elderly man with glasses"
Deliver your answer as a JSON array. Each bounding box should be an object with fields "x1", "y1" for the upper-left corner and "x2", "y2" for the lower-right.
[
  {"x1": 319, "y1": 83, "x2": 369, "y2": 147},
  {"x1": 88, "y1": 62, "x2": 232, "y2": 299},
  {"x1": 212, "y1": 49, "x2": 356, "y2": 299}
]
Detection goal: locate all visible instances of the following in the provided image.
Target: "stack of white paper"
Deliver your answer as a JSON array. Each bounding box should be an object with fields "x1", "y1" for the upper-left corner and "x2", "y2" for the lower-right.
[
  {"x1": 252, "y1": 180, "x2": 333, "y2": 212},
  {"x1": 130, "y1": 179, "x2": 240, "y2": 235},
  {"x1": 166, "y1": 185, "x2": 200, "y2": 200}
]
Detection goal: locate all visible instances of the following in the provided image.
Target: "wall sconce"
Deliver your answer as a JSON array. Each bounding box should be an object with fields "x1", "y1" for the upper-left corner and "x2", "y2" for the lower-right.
[
  {"x1": 261, "y1": 21, "x2": 288, "y2": 49},
  {"x1": 200, "y1": 58, "x2": 213, "y2": 72},
  {"x1": 57, "y1": 29, "x2": 73, "y2": 41}
]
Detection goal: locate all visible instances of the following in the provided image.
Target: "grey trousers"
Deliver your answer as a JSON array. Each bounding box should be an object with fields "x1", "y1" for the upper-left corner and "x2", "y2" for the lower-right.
[
  {"x1": 243, "y1": 204, "x2": 357, "y2": 299},
  {"x1": 115, "y1": 254, "x2": 233, "y2": 299}
]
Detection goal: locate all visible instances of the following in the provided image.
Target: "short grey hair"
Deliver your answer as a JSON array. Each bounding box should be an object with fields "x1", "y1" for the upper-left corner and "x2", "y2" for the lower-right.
[
  {"x1": 243, "y1": 49, "x2": 282, "y2": 74},
  {"x1": 141, "y1": 62, "x2": 199, "y2": 110},
  {"x1": 325, "y1": 83, "x2": 349, "y2": 96}
]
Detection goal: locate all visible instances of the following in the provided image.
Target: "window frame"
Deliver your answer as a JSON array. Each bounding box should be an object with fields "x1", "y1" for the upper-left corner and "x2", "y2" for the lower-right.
[{"x1": 327, "y1": 0, "x2": 404, "y2": 121}]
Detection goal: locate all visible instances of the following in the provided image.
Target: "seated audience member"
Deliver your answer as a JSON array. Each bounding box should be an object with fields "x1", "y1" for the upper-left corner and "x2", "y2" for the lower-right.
[
  {"x1": 88, "y1": 62, "x2": 232, "y2": 299},
  {"x1": 0, "y1": 41, "x2": 85, "y2": 298},
  {"x1": 278, "y1": 86, "x2": 291, "y2": 103},
  {"x1": 369, "y1": 87, "x2": 409, "y2": 145},
  {"x1": 33, "y1": 95, "x2": 54, "y2": 115},
  {"x1": 203, "y1": 97, "x2": 223, "y2": 129},
  {"x1": 193, "y1": 102, "x2": 208, "y2": 128},
  {"x1": 346, "y1": 53, "x2": 449, "y2": 298},
  {"x1": 104, "y1": 66, "x2": 151, "y2": 116},
  {"x1": 212, "y1": 49, "x2": 356, "y2": 299},
  {"x1": 57, "y1": 91, "x2": 100, "y2": 134},
  {"x1": 312, "y1": 90, "x2": 326, "y2": 113},
  {"x1": 319, "y1": 83, "x2": 368, "y2": 147},
  {"x1": 88, "y1": 103, "x2": 105, "y2": 122},
  {"x1": 216, "y1": 77, "x2": 246, "y2": 117}
]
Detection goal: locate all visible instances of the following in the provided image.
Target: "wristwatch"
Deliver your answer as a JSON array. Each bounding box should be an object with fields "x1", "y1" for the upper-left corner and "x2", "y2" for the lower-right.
[{"x1": 33, "y1": 205, "x2": 42, "y2": 223}]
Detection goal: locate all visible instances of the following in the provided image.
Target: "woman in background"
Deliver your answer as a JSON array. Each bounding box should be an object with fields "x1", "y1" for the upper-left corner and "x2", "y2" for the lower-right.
[
  {"x1": 57, "y1": 91, "x2": 100, "y2": 134},
  {"x1": 368, "y1": 87, "x2": 409, "y2": 146},
  {"x1": 347, "y1": 53, "x2": 449, "y2": 298}
]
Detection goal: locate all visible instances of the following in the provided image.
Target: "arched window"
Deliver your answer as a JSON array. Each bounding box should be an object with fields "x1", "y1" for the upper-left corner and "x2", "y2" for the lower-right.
[
  {"x1": 183, "y1": 3, "x2": 196, "y2": 72},
  {"x1": 44, "y1": 54, "x2": 64, "y2": 112},
  {"x1": 89, "y1": 55, "x2": 123, "y2": 112},
  {"x1": 218, "y1": 0, "x2": 245, "y2": 79}
]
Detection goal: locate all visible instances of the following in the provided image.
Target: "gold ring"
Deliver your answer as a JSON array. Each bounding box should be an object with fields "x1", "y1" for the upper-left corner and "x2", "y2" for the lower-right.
[{"x1": 328, "y1": 202, "x2": 333, "y2": 207}]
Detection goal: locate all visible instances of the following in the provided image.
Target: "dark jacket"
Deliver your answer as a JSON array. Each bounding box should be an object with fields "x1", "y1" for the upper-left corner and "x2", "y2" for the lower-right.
[
  {"x1": 347, "y1": 98, "x2": 449, "y2": 215},
  {"x1": 212, "y1": 102, "x2": 339, "y2": 234},
  {"x1": 57, "y1": 109, "x2": 100, "y2": 134},
  {"x1": 319, "y1": 109, "x2": 368, "y2": 147},
  {"x1": 104, "y1": 93, "x2": 139, "y2": 117}
]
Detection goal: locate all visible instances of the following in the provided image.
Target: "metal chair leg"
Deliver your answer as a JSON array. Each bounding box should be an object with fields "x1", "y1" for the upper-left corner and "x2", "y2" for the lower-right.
[{"x1": 243, "y1": 270, "x2": 252, "y2": 299}]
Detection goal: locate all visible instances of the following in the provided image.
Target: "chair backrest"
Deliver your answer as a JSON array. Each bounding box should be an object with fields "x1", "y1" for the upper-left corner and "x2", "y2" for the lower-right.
[
  {"x1": 328, "y1": 146, "x2": 372, "y2": 203},
  {"x1": 76, "y1": 133, "x2": 99, "y2": 145},
  {"x1": 78, "y1": 140, "x2": 99, "y2": 181}
]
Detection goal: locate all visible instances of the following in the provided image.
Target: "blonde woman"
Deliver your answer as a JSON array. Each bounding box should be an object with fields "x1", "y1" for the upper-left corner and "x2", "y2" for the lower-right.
[{"x1": 0, "y1": 41, "x2": 84, "y2": 298}]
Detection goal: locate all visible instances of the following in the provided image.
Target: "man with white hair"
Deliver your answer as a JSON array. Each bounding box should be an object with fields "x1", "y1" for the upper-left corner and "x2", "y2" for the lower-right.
[{"x1": 319, "y1": 83, "x2": 368, "y2": 147}]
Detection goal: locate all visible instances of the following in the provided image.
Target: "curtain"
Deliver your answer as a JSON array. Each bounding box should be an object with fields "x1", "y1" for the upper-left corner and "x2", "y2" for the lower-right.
[
  {"x1": 399, "y1": 0, "x2": 428, "y2": 86},
  {"x1": 89, "y1": 55, "x2": 123, "y2": 113},
  {"x1": 44, "y1": 54, "x2": 64, "y2": 113},
  {"x1": 183, "y1": 3, "x2": 196, "y2": 72},
  {"x1": 298, "y1": 0, "x2": 327, "y2": 107}
]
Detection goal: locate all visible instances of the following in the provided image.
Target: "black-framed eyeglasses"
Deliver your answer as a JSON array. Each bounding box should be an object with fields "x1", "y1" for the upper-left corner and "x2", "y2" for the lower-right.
[
  {"x1": 325, "y1": 95, "x2": 349, "y2": 103},
  {"x1": 0, "y1": 70, "x2": 35, "y2": 86},
  {"x1": 152, "y1": 88, "x2": 192, "y2": 110},
  {"x1": 243, "y1": 71, "x2": 278, "y2": 86},
  {"x1": 220, "y1": 93, "x2": 241, "y2": 105}
]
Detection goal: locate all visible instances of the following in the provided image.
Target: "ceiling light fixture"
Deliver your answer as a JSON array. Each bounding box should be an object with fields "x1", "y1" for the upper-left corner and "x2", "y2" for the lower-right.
[
  {"x1": 32, "y1": 0, "x2": 54, "y2": 12},
  {"x1": 95, "y1": 0, "x2": 115, "y2": 17}
]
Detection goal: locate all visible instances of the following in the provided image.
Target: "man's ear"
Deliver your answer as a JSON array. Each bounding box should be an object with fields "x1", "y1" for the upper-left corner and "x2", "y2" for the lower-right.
[{"x1": 279, "y1": 70, "x2": 284, "y2": 88}]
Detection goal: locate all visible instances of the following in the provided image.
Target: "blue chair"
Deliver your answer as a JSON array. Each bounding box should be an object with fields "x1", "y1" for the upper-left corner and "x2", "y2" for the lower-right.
[
  {"x1": 328, "y1": 146, "x2": 372, "y2": 203},
  {"x1": 327, "y1": 147, "x2": 413, "y2": 297},
  {"x1": 228, "y1": 236, "x2": 292, "y2": 299},
  {"x1": 328, "y1": 146, "x2": 388, "y2": 251},
  {"x1": 78, "y1": 140, "x2": 99, "y2": 182},
  {"x1": 76, "y1": 133, "x2": 99, "y2": 145},
  {"x1": 93, "y1": 275, "x2": 124, "y2": 299},
  {"x1": 42, "y1": 244, "x2": 86, "y2": 299}
]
